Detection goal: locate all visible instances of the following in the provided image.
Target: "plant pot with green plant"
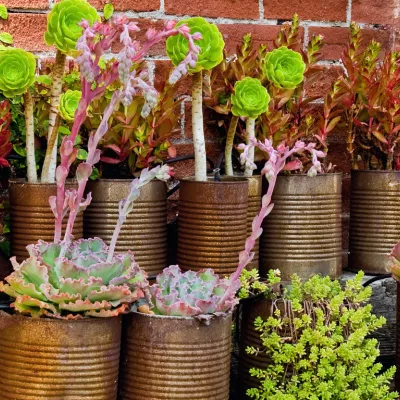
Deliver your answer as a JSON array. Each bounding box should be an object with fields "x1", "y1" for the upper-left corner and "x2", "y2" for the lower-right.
[
  {"x1": 331, "y1": 24, "x2": 400, "y2": 274},
  {"x1": 0, "y1": 15, "x2": 199, "y2": 400}
]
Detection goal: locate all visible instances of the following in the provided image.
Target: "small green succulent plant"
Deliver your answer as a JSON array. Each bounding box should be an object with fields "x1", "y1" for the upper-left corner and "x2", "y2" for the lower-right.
[
  {"x1": 44, "y1": 0, "x2": 99, "y2": 56},
  {"x1": 265, "y1": 46, "x2": 306, "y2": 89},
  {"x1": 166, "y1": 17, "x2": 224, "y2": 73},
  {"x1": 59, "y1": 89, "x2": 81, "y2": 122},
  {"x1": 0, "y1": 48, "x2": 35, "y2": 97},
  {"x1": 148, "y1": 265, "x2": 239, "y2": 317},
  {"x1": 231, "y1": 77, "x2": 270, "y2": 119},
  {"x1": 0, "y1": 238, "x2": 149, "y2": 319}
]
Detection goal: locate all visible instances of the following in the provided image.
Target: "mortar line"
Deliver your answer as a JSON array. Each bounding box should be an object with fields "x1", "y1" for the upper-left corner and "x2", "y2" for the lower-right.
[
  {"x1": 346, "y1": 0, "x2": 352, "y2": 25},
  {"x1": 258, "y1": 0, "x2": 264, "y2": 20}
]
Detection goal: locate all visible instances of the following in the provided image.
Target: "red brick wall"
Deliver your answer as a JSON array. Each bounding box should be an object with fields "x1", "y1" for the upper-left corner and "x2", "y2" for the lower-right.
[{"x1": 2, "y1": 0, "x2": 400, "y2": 267}]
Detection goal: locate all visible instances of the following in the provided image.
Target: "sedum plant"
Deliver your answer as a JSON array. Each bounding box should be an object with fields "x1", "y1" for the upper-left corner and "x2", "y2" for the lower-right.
[
  {"x1": 246, "y1": 272, "x2": 397, "y2": 400},
  {"x1": 0, "y1": 238, "x2": 148, "y2": 318},
  {"x1": 167, "y1": 17, "x2": 224, "y2": 181},
  {"x1": 238, "y1": 268, "x2": 280, "y2": 300}
]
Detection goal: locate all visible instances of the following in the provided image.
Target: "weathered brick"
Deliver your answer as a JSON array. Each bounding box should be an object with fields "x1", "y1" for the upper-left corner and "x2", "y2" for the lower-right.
[
  {"x1": 0, "y1": 13, "x2": 50, "y2": 52},
  {"x1": 352, "y1": 0, "x2": 398, "y2": 25},
  {"x1": 1, "y1": 0, "x2": 48, "y2": 9},
  {"x1": 263, "y1": 0, "x2": 347, "y2": 22},
  {"x1": 165, "y1": 0, "x2": 259, "y2": 20},
  {"x1": 218, "y1": 24, "x2": 282, "y2": 53},
  {"x1": 88, "y1": 0, "x2": 160, "y2": 12},
  {"x1": 306, "y1": 65, "x2": 343, "y2": 98},
  {"x1": 308, "y1": 27, "x2": 392, "y2": 61}
]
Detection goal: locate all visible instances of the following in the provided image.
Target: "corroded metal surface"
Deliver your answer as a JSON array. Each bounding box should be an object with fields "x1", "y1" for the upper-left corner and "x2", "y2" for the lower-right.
[
  {"x1": 84, "y1": 180, "x2": 167, "y2": 276},
  {"x1": 396, "y1": 281, "x2": 400, "y2": 391},
  {"x1": 120, "y1": 312, "x2": 232, "y2": 400},
  {"x1": 10, "y1": 180, "x2": 83, "y2": 262},
  {"x1": 0, "y1": 312, "x2": 122, "y2": 400},
  {"x1": 260, "y1": 173, "x2": 342, "y2": 281},
  {"x1": 349, "y1": 170, "x2": 400, "y2": 274},
  {"x1": 178, "y1": 177, "x2": 249, "y2": 276},
  {"x1": 246, "y1": 175, "x2": 262, "y2": 271}
]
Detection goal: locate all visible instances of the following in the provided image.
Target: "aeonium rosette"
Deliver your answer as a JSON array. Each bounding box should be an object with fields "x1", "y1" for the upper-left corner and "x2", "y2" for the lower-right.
[
  {"x1": 265, "y1": 46, "x2": 306, "y2": 89},
  {"x1": 59, "y1": 89, "x2": 82, "y2": 122}
]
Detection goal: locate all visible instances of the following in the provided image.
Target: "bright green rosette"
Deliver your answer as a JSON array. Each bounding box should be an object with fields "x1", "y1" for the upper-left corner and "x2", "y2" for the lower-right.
[
  {"x1": 265, "y1": 46, "x2": 306, "y2": 89},
  {"x1": 166, "y1": 17, "x2": 224, "y2": 72},
  {"x1": 59, "y1": 89, "x2": 81, "y2": 121}
]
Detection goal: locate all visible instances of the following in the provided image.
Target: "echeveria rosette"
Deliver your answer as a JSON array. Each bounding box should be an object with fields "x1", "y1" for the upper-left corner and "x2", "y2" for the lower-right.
[
  {"x1": 44, "y1": 0, "x2": 99, "y2": 56},
  {"x1": 231, "y1": 77, "x2": 270, "y2": 119},
  {"x1": 149, "y1": 265, "x2": 239, "y2": 317},
  {"x1": 0, "y1": 238, "x2": 149, "y2": 319},
  {"x1": 0, "y1": 48, "x2": 35, "y2": 97},
  {"x1": 59, "y1": 89, "x2": 81, "y2": 122},
  {"x1": 166, "y1": 17, "x2": 224, "y2": 73},
  {"x1": 265, "y1": 46, "x2": 306, "y2": 89}
]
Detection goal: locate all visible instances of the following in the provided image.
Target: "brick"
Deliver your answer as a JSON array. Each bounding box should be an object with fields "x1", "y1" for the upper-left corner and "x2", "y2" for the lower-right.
[
  {"x1": 218, "y1": 25, "x2": 283, "y2": 54},
  {"x1": 1, "y1": 0, "x2": 48, "y2": 9},
  {"x1": 165, "y1": 0, "x2": 259, "y2": 20},
  {"x1": 0, "y1": 14, "x2": 50, "y2": 52},
  {"x1": 263, "y1": 0, "x2": 347, "y2": 22},
  {"x1": 88, "y1": 0, "x2": 160, "y2": 12},
  {"x1": 306, "y1": 65, "x2": 342, "y2": 98},
  {"x1": 326, "y1": 142, "x2": 351, "y2": 174},
  {"x1": 309, "y1": 27, "x2": 392, "y2": 61},
  {"x1": 352, "y1": 0, "x2": 398, "y2": 25}
]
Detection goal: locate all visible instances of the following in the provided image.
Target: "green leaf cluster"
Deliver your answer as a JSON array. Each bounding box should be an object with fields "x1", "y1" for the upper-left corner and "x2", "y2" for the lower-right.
[
  {"x1": 246, "y1": 272, "x2": 398, "y2": 400},
  {"x1": 239, "y1": 268, "x2": 281, "y2": 300}
]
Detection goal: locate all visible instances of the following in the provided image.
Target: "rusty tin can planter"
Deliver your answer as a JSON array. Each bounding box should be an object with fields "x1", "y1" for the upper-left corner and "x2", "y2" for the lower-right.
[
  {"x1": 396, "y1": 281, "x2": 400, "y2": 391},
  {"x1": 349, "y1": 170, "x2": 400, "y2": 274},
  {"x1": 260, "y1": 173, "x2": 342, "y2": 281},
  {"x1": 84, "y1": 179, "x2": 167, "y2": 276},
  {"x1": 178, "y1": 177, "x2": 249, "y2": 276},
  {"x1": 120, "y1": 311, "x2": 232, "y2": 400},
  {"x1": 246, "y1": 175, "x2": 262, "y2": 271},
  {"x1": 9, "y1": 180, "x2": 83, "y2": 262},
  {"x1": 0, "y1": 312, "x2": 122, "y2": 400}
]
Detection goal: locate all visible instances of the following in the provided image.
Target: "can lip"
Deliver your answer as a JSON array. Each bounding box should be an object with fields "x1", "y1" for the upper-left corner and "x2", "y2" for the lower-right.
[
  {"x1": 181, "y1": 176, "x2": 249, "y2": 184},
  {"x1": 351, "y1": 169, "x2": 400, "y2": 174},
  {"x1": 0, "y1": 311, "x2": 122, "y2": 323},
  {"x1": 87, "y1": 178, "x2": 165, "y2": 183},
  {"x1": 9, "y1": 178, "x2": 78, "y2": 186},
  {"x1": 278, "y1": 172, "x2": 343, "y2": 177},
  {"x1": 131, "y1": 310, "x2": 233, "y2": 321}
]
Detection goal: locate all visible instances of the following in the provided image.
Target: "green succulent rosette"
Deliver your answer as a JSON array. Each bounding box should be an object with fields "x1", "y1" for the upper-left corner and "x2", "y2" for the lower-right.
[
  {"x1": 44, "y1": 0, "x2": 99, "y2": 55},
  {"x1": 231, "y1": 77, "x2": 270, "y2": 119},
  {"x1": 0, "y1": 48, "x2": 35, "y2": 97},
  {"x1": 264, "y1": 46, "x2": 306, "y2": 89},
  {"x1": 166, "y1": 17, "x2": 224, "y2": 73},
  {"x1": 59, "y1": 89, "x2": 81, "y2": 121}
]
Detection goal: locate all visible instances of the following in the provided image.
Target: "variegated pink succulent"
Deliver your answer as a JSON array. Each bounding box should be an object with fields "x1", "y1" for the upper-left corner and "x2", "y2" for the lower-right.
[
  {"x1": 0, "y1": 238, "x2": 149, "y2": 319},
  {"x1": 150, "y1": 265, "x2": 239, "y2": 317}
]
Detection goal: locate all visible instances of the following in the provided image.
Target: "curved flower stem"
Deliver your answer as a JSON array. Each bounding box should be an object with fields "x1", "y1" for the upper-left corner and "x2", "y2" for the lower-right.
[
  {"x1": 224, "y1": 115, "x2": 239, "y2": 176},
  {"x1": 23, "y1": 90, "x2": 37, "y2": 183},
  {"x1": 42, "y1": 50, "x2": 66, "y2": 183},
  {"x1": 192, "y1": 71, "x2": 207, "y2": 181},
  {"x1": 244, "y1": 118, "x2": 256, "y2": 177}
]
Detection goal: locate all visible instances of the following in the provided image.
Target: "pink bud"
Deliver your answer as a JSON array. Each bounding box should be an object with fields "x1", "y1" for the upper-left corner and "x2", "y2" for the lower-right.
[
  {"x1": 192, "y1": 32, "x2": 202, "y2": 40},
  {"x1": 165, "y1": 20, "x2": 177, "y2": 30}
]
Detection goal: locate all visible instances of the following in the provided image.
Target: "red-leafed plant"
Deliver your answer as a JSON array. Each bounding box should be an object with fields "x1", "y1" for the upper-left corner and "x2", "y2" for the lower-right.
[
  {"x1": 0, "y1": 100, "x2": 12, "y2": 168},
  {"x1": 332, "y1": 23, "x2": 400, "y2": 170}
]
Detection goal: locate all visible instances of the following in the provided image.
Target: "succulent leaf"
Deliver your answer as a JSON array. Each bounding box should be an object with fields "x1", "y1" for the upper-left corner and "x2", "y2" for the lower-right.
[{"x1": 59, "y1": 89, "x2": 81, "y2": 122}]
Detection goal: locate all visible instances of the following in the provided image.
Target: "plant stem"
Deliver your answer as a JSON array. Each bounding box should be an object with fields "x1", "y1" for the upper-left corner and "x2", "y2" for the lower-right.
[
  {"x1": 225, "y1": 115, "x2": 239, "y2": 176},
  {"x1": 23, "y1": 90, "x2": 37, "y2": 183},
  {"x1": 244, "y1": 118, "x2": 256, "y2": 177},
  {"x1": 192, "y1": 71, "x2": 207, "y2": 181},
  {"x1": 43, "y1": 114, "x2": 61, "y2": 181},
  {"x1": 42, "y1": 50, "x2": 66, "y2": 183}
]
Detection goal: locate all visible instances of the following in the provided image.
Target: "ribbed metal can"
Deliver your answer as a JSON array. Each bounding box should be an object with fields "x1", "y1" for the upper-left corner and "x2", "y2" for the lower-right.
[
  {"x1": 260, "y1": 173, "x2": 342, "y2": 281},
  {"x1": 119, "y1": 312, "x2": 232, "y2": 400},
  {"x1": 246, "y1": 175, "x2": 262, "y2": 271},
  {"x1": 84, "y1": 180, "x2": 167, "y2": 276},
  {"x1": 349, "y1": 170, "x2": 400, "y2": 274},
  {"x1": 178, "y1": 177, "x2": 249, "y2": 276},
  {"x1": 9, "y1": 180, "x2": 83, "y2": 262},
  {"x1": 396, "y1": 281, "x2": 400, "y2": 391},
  {"x1": 238, "y1": 297, "x2": 274, "y2": 396},
  {"x1": 0, "y1": 312, "x2": 122, "y2": 400}
]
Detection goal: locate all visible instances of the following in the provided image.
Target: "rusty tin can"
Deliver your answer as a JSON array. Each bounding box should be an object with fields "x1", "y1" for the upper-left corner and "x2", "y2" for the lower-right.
[
  {"x1": 0, "y1": 312, "x2": 122, "y2": 400},
  {"x1": 119, "y1": 311, "x2": 232, "y2": 400},
  {"x1": 259, "y1": 173, "x2": 342, "y2": 281},
  {"x1": 246, "y1": 175, "x2": 262, "y2": 271},
  {"x1": 396, "y1": 281, "x2": 400, "y2": 391},
  {"x1": 178, "y1": 177, "x2": 249, "y2": 276},
  {"x1": 349, "y1": 170, "x2": 400, "y2": 274},
  {"x1": 9, "y1": 180, "x2": 83, "y2": 262},
  {"x1": 84, "y1": 179, "x2": 167, "y2": 276}
]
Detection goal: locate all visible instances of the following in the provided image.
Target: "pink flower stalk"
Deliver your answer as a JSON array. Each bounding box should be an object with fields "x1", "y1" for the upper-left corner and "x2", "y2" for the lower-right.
[
  {"x1": 51, "y1": 17, "x2": 201, "y2": 245},
  {"x1": 218, "y1": 138, "x2": 326, "y2": 306}
]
